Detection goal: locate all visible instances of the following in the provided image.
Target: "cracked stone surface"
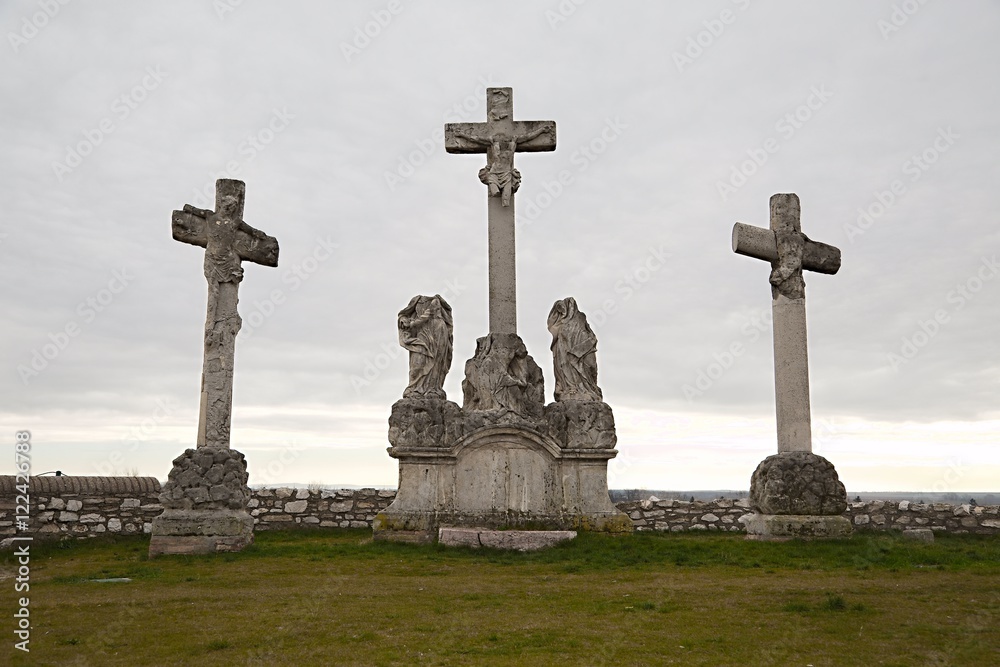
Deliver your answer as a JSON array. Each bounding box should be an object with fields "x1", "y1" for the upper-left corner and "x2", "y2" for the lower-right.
[{"x1": 749, "y1": 451, "x2": 847, "y2": 516}]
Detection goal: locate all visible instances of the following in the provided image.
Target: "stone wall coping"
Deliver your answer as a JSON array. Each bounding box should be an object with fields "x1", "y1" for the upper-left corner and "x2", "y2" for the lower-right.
[{"x1": 0, "y1": 476, "x2": 161, "y2": 495}]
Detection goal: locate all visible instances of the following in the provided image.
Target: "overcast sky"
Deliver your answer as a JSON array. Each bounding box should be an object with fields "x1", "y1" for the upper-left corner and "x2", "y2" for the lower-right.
[{"x1": 2, "y1": 1, "x2": 998, "y2": 492}]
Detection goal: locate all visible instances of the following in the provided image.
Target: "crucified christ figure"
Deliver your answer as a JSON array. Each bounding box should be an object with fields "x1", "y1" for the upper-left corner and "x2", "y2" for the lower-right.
[{"x1": 452, "y1": 123, "x2": 555, "y2": 206}]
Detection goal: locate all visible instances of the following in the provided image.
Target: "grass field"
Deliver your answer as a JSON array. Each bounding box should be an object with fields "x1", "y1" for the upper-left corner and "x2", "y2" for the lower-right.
[{"x1": 2, "y1": 530, "x2": 998, "y2": 666}]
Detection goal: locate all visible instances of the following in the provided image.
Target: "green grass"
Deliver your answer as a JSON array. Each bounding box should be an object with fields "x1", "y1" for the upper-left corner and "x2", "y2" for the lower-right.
[{"x1": 2, "y1": 530, "x2": 998, "y2": 666}]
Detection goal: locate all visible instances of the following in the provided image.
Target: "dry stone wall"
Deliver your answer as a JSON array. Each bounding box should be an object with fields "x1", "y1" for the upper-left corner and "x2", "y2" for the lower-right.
[
  {"x1": 249, "y1": 487, "x2": 396, "y2": 530},
  {"x1": 0, "y1": 476, "x2": 163, "y2": 540},
  {"x1": 1, "y1": 477, "x2": 998, "y2": 542},
  {"x1": 619, "y1": 497, "x2": 1000, "y2": 535}
]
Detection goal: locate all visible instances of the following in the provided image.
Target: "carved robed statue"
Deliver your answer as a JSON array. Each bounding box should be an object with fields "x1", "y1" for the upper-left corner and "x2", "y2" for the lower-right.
[
  {"x1": 398, "y1": 294, "x2": 453, "y2": 400},
  {"x1": 547, "y1": 297, "x2": 603, "y2": 402}
]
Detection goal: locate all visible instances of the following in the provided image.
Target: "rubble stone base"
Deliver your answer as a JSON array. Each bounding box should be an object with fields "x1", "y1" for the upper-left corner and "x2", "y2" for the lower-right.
[{"x1": 148, "y1": 446, "x2": 254, "y2": 557}]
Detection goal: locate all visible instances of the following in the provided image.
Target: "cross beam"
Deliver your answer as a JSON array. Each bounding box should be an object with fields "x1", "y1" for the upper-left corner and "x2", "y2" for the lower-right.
[
  {"x1": 732, "y1": 193, "x2": 841, "y2": 453},
  {"x1": 171, "y1": 179, "x2": 279, "y2": 448},
  {"x1": 445, "y1": 87, "x2": 556, "y2": 335}
]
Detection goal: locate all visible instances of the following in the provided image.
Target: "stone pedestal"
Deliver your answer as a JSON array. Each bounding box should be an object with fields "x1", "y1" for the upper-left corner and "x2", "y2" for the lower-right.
[
  {"x1": 742, "y1": 451, "x2": 852, "y2": 541},
  {"x1": 148, "y1": 447, "x2": 254, "y2": 556},
  {"x1": 375, "y1": 333, "x2": 631, "y2": 543},
  {"x1": 148, "y1": 508, "x2": 254, "y2": 555}
]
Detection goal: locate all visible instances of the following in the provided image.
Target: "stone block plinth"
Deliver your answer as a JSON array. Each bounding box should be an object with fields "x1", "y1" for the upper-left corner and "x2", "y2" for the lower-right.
[
  {"x1": 740, "y1": 513, "x2": 853, "y2": 541},
  {"x1": 438, "y1": 527, "x2": 576, "y2": 551},
  {"x1": 148, "y1": 508, "x2": 253, "y2": 555}
]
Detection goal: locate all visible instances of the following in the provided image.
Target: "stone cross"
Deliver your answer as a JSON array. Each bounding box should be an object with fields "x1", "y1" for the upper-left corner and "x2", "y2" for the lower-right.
[
  {"x1": 732, "y1": 193, "x2": 840, "y2": 453},
  {"x1": 445, "y1": 87, "x2": 556, "y2": 335},
  {"x1": 172, "y1": 179, "x2": 278, "y2": 448}
]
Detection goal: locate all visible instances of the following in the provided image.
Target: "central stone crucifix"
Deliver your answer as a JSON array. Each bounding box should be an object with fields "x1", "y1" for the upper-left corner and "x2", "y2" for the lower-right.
[
  {"x1": 445, "y1": 87, "x2": 556, "y2": 335},
  {"x1": 375, "y1": 88, "x2": 630, "y2": 543}
]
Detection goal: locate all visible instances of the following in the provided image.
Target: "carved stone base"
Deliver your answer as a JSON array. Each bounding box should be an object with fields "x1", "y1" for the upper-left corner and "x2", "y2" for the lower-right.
[
  {"x1": 749, "y1": 451, "x2": 848, "y2": 516},
  {"x1": 740, "y1": 513, "x2": 853, "y2": 541},
  {"x1": 148, "y1": 508, "x2": 254, "y2": 556},
  {"x1": 380, "y1": 329, "x2": 629, "y2": 543},
  {"x1": 376, "y1": 423, "x2": 631, "y2": 542},
  {"x1": 544, "y1": 400, "x2": 617, "y2": 449}
]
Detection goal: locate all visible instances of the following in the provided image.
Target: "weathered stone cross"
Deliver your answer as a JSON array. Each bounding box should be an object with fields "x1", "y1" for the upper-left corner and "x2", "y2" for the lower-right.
[
  {"x1": 732, "y1": 193, "x2": 841, "y2": 453},
  {"x1": 172, "y1": 179, "x2": 279, "y2": 449},
  {"x1": 445, "y1": 87, "x2": 556, "y2": 335}
]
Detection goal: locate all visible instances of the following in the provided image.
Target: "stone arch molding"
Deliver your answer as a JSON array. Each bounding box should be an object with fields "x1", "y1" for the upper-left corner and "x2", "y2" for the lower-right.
[{"x1": 451, "y1": 425, "x2": 562, "y2": 459}]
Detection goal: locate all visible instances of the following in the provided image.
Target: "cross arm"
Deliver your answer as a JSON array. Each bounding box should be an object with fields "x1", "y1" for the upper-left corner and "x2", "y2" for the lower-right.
[
  {"x1": 445, "y1": 120, "x2": 557, "y2": 154},
  {"x1": 234, "y1": 221, "x2": 279, "y2": 267},
  {"x1": 445, "y1": 123, "x2": 491, "y2": 153},
  {"x1": 512, "y1": 121, "x2": 556, "y2": 151},
  {"x1": 171, "y1": 206, "x2": 279, "y2": 267},
  {"x1": 172, "y1": 207, "x2": 209, "y2": 248},
  {"x1": 732, "y1": 222, "x2": 841, "y2": 275}
]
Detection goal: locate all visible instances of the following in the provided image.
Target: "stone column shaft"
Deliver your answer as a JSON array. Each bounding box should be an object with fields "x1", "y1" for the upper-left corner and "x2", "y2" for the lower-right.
[
  {"x1": 197, "y1": 280, "x2": 240, "y2": 448},
  {"x1": 487, "y1": 193, "x2": 517, "y2": 335},
  {"x1": 771, "y1": 294, "x2": 812, "y2": 452}
]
